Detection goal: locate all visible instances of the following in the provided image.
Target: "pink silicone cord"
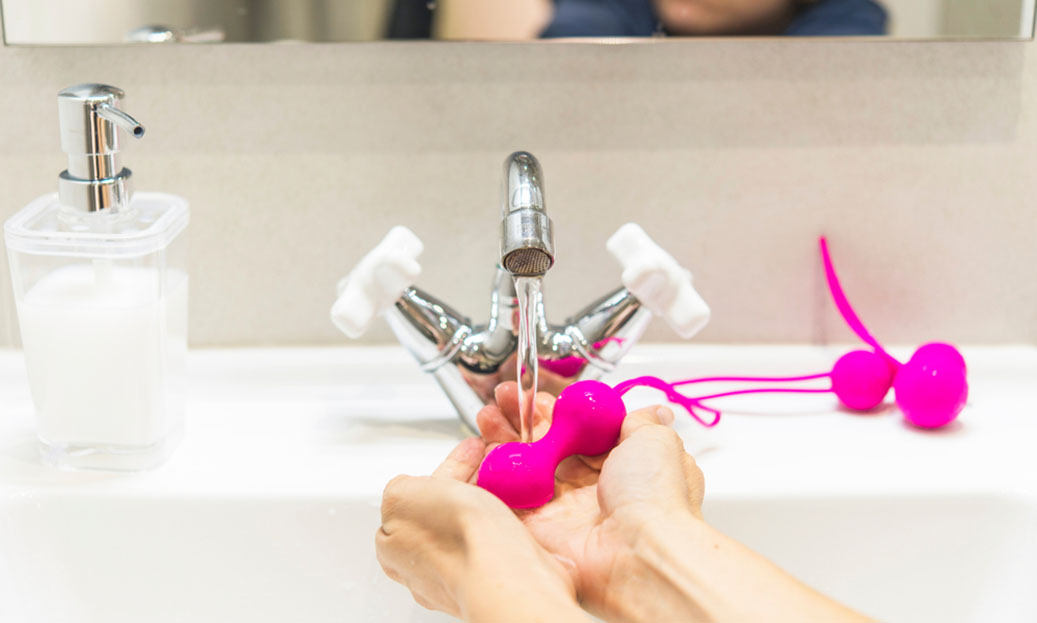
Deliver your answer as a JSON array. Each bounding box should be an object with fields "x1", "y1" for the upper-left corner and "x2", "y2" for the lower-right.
[
  {"x1": 673, "y1": 373, "x2": 830, "y2": 387},
  {"x1": 819, "y1": 237, "x2": 900, "y2": 368},
  {"x1": 690, "y1": 387, "x2": 831, "y2": 402},
  {"x1": 615, "y1": 376, "x2": 722, "y2": 427},
  {"x1": 616, "y1": 374, "x2": 833, "y2": 428}
]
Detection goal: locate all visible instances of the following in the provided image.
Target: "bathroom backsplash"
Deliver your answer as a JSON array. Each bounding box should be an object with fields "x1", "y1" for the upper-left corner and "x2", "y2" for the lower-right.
[{"x1": 0, "y1": 40, "x2": 1034, "y2": 347}]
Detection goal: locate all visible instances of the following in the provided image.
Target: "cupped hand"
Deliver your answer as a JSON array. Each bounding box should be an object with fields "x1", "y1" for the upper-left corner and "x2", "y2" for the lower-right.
[
  {"x1": 476, "y1": 382, "x2": 705, "y2": 618},
  {"x1": 376, "y1": 436, "x2": 582, "y2": 621}
]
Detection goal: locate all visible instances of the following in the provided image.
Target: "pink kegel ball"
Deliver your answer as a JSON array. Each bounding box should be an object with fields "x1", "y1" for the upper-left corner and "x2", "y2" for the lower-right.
[
  {"x1": 476, "y1": 442, "x2": 556, "y2": 509},
  {"x1": 550, "y1": 380, "x2": 628, "y2": 457},
  {"x1": 911, "y1": 342, "x2": 967, "y2": 374},
  {"x1": 894, "y1": 344, "x2": 968, "y2": 429},
  {"x1": 830, "y1": 349, "x2": 895, "y2": 411},
  {"x1": 477, "y1": 380, "x2": 627, "y2": 509}
]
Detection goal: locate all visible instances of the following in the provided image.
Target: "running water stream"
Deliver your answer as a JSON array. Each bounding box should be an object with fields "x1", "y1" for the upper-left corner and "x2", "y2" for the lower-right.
[{"x1": 514, "y1": 276, "x2": 542, "y2": 443}]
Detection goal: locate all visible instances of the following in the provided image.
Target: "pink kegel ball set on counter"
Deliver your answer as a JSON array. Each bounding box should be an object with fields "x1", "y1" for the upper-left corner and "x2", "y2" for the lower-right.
[
  {"x1": 476, "y1": 237, "x2": 970, "y2": 510},
  {"x1": 817, "y1": 237, "x2": 968, "y2": 429},
  {"x1": 892, "y1": 342, "x2": 968, "y2": 429},
  {"x1": 829, "y1": 344, "x2": 967, "y2": 428}
]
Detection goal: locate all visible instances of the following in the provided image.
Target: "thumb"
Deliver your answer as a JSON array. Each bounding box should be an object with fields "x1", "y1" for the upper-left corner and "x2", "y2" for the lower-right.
[{"x1": 619, "y1": 405, "x2": 675, "y2": 442}]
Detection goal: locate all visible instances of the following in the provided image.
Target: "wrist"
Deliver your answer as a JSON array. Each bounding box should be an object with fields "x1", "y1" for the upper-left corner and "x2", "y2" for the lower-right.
[
  {"x1": 458, "y1": 523, "x2": 584, "y2": 623},
  {"x1": 596, "y1": 511, "x2": 716, "y2": 623},
  {"x1": 613, "y1": 513, "x2": 874, "y2": 623},
  {"x1": 461, "y1": 568, "x2": 584, "y2": 623}
]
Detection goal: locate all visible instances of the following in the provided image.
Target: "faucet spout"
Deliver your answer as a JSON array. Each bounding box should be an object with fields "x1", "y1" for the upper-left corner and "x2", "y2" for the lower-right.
[{"x1": 500, "y1": 152, "x2": 554, "y2": 277}]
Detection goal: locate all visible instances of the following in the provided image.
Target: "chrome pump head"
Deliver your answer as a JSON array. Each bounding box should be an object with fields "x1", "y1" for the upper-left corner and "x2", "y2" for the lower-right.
[
  {"x1": 57, "y1": 83, "x2": 145, "y2": 213},
  {"x1": 499, "y1": 152, "x2": 554, "y2": 277}
]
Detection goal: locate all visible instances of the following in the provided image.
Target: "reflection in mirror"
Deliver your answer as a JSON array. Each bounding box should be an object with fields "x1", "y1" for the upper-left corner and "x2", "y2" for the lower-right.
[{"x1": 2, "y1": 0, "x2": 1034, "y2": 44}]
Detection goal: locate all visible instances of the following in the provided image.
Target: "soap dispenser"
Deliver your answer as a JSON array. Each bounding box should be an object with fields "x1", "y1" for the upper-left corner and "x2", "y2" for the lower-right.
[{"x1": 4, "y1": 84, "x2": 189, "y2": 471}]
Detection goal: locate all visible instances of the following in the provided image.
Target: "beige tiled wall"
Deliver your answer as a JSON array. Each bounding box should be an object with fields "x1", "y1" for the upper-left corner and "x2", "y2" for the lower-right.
[{"x1": 0, "y1": 40, "x2": 1034, "y2": 347}]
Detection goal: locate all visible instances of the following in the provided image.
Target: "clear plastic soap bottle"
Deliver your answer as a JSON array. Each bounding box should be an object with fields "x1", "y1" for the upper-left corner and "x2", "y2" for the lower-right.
[{"x1": 3, "y1": 84, "x2": 189, "y2": 471}]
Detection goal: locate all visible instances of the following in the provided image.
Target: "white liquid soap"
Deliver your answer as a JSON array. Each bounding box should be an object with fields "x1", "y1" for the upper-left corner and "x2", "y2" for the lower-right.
[
  {"x1": 18, "y1": 265, "x2": 188, "y2": 449},
  {"x1": 3, "y1": 83, "x2": 190, "y2": 471}
]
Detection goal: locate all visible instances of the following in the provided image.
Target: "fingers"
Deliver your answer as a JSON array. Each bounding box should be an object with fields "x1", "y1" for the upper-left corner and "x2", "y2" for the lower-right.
[
  {"x1": 379, "y1": 474, "x2": 425, "y2": 536},
  {"x1": 495, "y1": 382, "x2": 521, "y2": 427},
  {"x1": 578, "y1": 453, "x2": 607, "y2": 471},
  {"x1": 555, "y1": 455, "x2": 601, "y2": 487},
  {"x1": 477, "y1": 403, "x2": 519, "y2": 444},
  {"x1": 381, "y1": 475, "x2": 477, "y2": 531},
  {"x1": 562, "y1": 406, "x2": 672, "y2": 479},
  {"x1": 597, "y1": 404, "x2": 703, "y2": 521},
  {"x1": 681, "y1": 453, "x2": 706, "y2": 517},
  {"x1": 492, "y1": 382, "x2": 556, "y2": 442},
  {"x1": 431, "y1": 437, "x2": 487, "y2": 482},
  {"x1": 533, "y1": 392, "x2": 556, "y2": 440},
  {"x1": 618, "y1": 405, "x2": 675, "y2": 442},
  {"x1": 382, "y1": 471, "x2": 513, "y2": 533},
  {"x1": 376, "y1": 490, "x2": 462, "y2": 617},
  {"x1": 377, "y1": 468, "x2": 551, "y2": 618}
]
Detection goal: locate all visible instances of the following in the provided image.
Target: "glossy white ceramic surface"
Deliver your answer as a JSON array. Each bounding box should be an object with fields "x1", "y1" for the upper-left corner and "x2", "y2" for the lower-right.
[{"x1": 1, "y1": 345, "x2": 1035, "y2": 622}]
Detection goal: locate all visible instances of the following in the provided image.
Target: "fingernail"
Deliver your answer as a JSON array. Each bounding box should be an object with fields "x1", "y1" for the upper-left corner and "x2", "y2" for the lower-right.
[{"x1": 656, "y1": 407, "x2": 675, "y2": 426}]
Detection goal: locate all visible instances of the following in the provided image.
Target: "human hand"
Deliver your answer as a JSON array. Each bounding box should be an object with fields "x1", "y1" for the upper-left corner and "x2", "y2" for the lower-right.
[
  {"x1": 476, "y1": 382, "x2": 705, "y2": 620},
  {"x1": 376, "y1": 437, "x2": 587, "y2": 622}
]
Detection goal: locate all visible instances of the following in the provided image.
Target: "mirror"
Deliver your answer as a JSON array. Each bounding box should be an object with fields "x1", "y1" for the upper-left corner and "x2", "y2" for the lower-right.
[{"x1": 2, "y1": 0, "x2": 1034, "y2": 44}]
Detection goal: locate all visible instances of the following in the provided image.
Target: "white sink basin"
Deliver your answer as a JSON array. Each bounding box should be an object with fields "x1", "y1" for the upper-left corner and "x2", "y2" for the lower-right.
[
  {"x1": 1, "y1": 345, "x2": 1035, "y2": 622},
  {"x1": 0, "y1": 494, "x2": 441, "y2": 623},
  {"x1": 707, "y1": 494, "x2": 1037, "y2": 623}
]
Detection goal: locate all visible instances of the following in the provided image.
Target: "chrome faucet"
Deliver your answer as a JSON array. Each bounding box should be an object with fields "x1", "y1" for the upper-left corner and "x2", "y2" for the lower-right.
[{"x1": 332, "y1": 151, "x2": 709, "y2": 432}]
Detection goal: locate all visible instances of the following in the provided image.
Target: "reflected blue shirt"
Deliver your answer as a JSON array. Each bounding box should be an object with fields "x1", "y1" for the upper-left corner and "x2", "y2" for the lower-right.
[{"x1": 541, "y1": 0, "x2": 888, "y2": 37}]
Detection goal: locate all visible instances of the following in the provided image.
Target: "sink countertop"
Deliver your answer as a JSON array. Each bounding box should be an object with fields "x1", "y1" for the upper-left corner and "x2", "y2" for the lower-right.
[{"x1": 1, "y1": 344, "x2": 1036, "y2": 506}]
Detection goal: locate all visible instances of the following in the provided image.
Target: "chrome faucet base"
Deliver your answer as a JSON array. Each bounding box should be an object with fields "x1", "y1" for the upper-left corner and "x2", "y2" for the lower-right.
[{"x1": 384, "y1": 266, "x2": 651, "y2": 432}]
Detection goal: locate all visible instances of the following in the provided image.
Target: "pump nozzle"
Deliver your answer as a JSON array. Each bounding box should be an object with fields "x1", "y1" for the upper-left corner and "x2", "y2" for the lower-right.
[
  {"x1": 96, "y1": 104, "x2": 145, "y2": 139},
  {"x1": 57, "y1": 83, "x2": 145, "y2": 213}
]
